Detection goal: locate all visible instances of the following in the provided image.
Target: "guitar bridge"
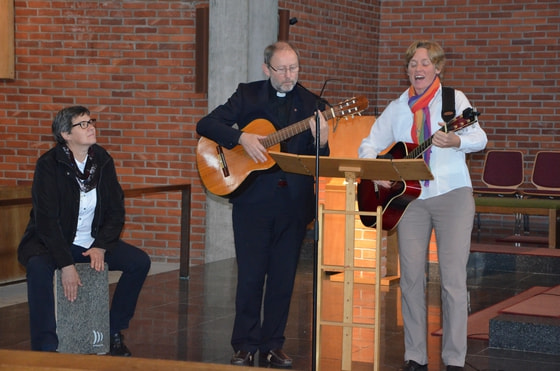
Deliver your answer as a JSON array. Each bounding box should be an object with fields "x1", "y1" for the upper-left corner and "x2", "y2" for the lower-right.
[{"x1": 216, "y1": 145, "x2": 230, "y2": 177}]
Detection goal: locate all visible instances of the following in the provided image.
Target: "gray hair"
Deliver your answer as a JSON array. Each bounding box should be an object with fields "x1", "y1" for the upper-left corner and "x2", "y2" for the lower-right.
[
  {"x1": 52, "y1": 106, "x2": 90, "y2": 144},
  {"x1": 263, "y1": 41, "x2": 300, "y2": 66}
]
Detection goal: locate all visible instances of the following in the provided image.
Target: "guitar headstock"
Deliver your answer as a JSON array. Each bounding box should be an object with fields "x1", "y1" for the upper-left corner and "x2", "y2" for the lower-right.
[
  {"x1": 330, "y1": 96, "x2": 369, "y2": 120},
  {"x1": 445, "y1": 107, "x2": 481, "y2": 132}
]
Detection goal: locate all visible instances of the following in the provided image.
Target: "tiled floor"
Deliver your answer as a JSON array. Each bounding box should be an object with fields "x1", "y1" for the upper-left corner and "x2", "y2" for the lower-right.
[{"x1": 1, "y1": 234, "x2": 560, "y2": 370}]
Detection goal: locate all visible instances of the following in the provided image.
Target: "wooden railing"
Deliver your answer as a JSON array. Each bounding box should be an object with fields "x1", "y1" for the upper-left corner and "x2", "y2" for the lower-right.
[
  {"x1": 122, "y1": 184, "x2": 192, "y2": 279},
  {"x1": 0, "y1": 183, "x2": 191, "y2": 283}
]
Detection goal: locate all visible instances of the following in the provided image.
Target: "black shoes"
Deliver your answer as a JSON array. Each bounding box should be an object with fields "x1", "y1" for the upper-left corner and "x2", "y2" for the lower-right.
[
  {"x1": 230, "y1": 350, "x2": 254, "y2": 366},
  {"x1": 110, "y1": 332, "x2": 131, "y2": 357},
  {"x1": 400, "y1": 359, "x2": 462, "y2": 370},
  {"x1": 401, "y1": 360, "x2": 428, "y2": 371},
  {"x1": 230, "y1": 348, "x2": 292, "y2": 368},
  {"x1": 260, "y1": 349, "x2": 293, "y2": 368}
]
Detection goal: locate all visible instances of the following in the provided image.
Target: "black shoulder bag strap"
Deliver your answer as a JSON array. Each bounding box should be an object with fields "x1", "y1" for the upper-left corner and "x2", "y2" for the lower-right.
[{"x1": 441, "y1": 86, "x2": 456, "y2": 123}]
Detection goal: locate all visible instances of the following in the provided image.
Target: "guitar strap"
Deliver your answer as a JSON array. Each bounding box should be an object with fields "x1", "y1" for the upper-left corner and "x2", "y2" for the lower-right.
[{"x1": 441, "y1": 86, "x2": 455, "y2": 123}]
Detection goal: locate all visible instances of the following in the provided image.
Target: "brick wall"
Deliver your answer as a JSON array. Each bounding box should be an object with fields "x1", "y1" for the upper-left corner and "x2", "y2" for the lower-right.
[
  {"x1": 0, "y1": 0, "x2": 208, "y2": 264},
  {"x1": 279, "y1": 0, "x2": 381, "y2": 110},
  {"x1": 1, "y1": 0, "x2": 558, "y2": 265},
  {"x1": 376, "y1": 0, "x2": 560, "y2": 180}
]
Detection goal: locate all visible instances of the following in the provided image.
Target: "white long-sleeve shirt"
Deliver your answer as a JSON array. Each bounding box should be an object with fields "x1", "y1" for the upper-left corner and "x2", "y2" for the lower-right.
[
  {"x1": 72, "y1": 156, "x2": 96, "y2": 249},
  {"x1": 358, "y1": 86, "x2": 487, "y2": 200}
]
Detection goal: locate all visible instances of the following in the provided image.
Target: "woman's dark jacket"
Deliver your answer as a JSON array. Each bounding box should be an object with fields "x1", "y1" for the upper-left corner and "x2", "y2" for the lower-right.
[{"x1": 18, "y1": 143, "x2": 125, "y2": 269}]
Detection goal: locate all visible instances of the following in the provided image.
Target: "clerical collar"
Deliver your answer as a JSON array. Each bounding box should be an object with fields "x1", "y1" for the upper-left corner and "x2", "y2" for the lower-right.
[{"x1": 276, "y1": 91, "x2": 286, "y2": 98}]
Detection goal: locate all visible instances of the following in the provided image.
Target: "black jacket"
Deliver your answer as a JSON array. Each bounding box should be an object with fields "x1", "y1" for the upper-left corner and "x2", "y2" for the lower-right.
[
  {"x1": 196, "y1": 80, "x2": 330, "y2": 224},
  {"x1": 18, "y1": 143, "x2": 125, "y2": 268}
]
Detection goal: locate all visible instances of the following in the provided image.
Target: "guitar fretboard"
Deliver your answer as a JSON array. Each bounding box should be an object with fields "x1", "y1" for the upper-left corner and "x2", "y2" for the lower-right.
[
  {"x1": 259, "y1": 97, "x2": 366, "y2": 148},
  {"x1": 406, "y1": 107, "x2": 478, "y2": 160}
]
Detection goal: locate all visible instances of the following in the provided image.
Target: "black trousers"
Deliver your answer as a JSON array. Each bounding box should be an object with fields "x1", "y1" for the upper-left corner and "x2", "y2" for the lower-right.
[
  {"x1": 25, "y1": 241, "x2": 151, "y2": 351},
  {"x1": 231, "y1": 185, "x2": 307, "y2": 354}
]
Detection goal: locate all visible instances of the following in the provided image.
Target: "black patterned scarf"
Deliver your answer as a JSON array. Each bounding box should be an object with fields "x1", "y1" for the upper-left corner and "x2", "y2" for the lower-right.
[{"x1": 62, "y1": 145, "x2": 99, "y2": 193}]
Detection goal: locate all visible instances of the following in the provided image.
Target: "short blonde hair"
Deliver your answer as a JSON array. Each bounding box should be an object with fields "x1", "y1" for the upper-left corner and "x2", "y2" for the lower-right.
[{"x1": 405, "y1": 40, "x2": 446, "y2": 77}]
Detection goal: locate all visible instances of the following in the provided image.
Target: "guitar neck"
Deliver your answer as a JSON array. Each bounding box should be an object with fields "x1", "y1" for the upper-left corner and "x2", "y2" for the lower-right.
[
  {"x1": 407, "y1": 135, "x2": 436, "y2": 159},
  {"x1": 405, "y1": 108, "x2": 478, "y2": 159},
  {"x1": 259, "y1": 108, "x2": 336, "y2": 148}
]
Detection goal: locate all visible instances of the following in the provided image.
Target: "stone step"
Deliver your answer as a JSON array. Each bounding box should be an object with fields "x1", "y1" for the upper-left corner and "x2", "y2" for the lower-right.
[
  {"x1": 468, "y1": 243, "x2": 560, "y2": 275},
  {"x1": 489, "y1": 285, "x2": 560, "y2": 355},
  {"x1": 489, "y1": 314, "x2": 560, "y2": 355}
]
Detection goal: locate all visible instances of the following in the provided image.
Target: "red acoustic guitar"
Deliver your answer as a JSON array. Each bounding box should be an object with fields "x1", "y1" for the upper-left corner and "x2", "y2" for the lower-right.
[
  {"x1": 197, "y1": 96, "x2": 369, "y2": 197},
  {"x1": 357, "y1": 107, "x2": 480, "y2": 230}
]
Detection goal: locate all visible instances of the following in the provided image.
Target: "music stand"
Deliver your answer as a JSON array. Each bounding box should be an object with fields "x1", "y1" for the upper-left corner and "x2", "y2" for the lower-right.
[{"x1": 269, "y1": 151, "x2": 433, "y2": 371}]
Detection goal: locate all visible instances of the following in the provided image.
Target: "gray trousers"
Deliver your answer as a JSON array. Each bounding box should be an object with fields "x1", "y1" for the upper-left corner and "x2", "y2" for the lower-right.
[{"x1": 397, "y1": 187, "x2": 474, "y2": 367}]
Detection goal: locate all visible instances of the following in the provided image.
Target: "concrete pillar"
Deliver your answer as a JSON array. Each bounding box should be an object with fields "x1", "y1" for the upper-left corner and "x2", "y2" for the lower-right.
[{"x1": 204, "y1": 0, "x2": 279, "y2": 263}]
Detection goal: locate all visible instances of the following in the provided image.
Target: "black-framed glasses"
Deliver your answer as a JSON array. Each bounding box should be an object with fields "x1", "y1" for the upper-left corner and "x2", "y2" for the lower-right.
[
  {"x1": 71, "y1": 119, "x2": 97, "y2": 129},
  {"x1": 268, "y1": 64, "x2": 299, "y2": 74}
]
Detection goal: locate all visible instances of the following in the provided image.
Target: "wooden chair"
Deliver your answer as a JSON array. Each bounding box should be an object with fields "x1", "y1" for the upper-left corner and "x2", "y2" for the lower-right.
[
  {"x1": 523, "y1": 151, "x2": 560, "y2": 199},
  {"x1": 473, "y1": 150, "x2": 525, "y2": 234},
  {"x1": 521, "y1": 151, "x2": 560, "y2": 234},
  {"x1": 473, "y1": 150, "x2": 524, "y2": 197}
]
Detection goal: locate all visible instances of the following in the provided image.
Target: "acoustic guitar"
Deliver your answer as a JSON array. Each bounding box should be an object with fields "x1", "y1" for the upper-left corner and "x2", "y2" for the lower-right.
[
  {"x1": 197, "y1": 96, "x2": 369, "y2": 197},
  {"x1": 357, "y1": 107, "x2": 480, "y2": 230}
]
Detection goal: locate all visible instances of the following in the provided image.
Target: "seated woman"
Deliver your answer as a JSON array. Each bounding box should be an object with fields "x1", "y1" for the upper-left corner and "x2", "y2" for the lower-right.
[{"x1": 18, "y1": 106, "x2": 151, "y2": 356}]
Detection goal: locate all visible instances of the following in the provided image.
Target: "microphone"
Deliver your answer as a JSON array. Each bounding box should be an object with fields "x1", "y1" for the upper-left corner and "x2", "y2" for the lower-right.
[{"x1": 296, "y1": 82, "x2": 332, "y2": 109}]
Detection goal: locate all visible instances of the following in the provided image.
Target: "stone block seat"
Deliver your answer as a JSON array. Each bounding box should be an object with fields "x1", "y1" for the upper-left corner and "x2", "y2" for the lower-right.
[{"x1": 55, "y1": 263, "x2": 110, "y2": 354}]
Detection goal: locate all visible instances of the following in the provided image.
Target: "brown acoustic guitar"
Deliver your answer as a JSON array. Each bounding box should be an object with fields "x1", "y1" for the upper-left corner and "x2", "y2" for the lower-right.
[
  {"x1": 197, "y1": 96, "x2": 369, "y2": 197},
  {"x1": 357, "y1": 107, "x2": 481, "y2": 230}
]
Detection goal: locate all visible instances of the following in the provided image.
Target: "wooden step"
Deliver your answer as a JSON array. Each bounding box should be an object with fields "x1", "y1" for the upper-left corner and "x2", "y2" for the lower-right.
[{"x1": 0, "y1": 349, "x2": 253, "y2": 371}]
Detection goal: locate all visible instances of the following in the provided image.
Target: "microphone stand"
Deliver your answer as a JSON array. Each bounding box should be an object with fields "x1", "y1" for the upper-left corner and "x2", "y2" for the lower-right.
[
  {"x1": 307, "y1": 80, "x2": 332, "y2": 371},
  {"x1": 312, "y1": 102, "x2": 321, "y2": 371}
]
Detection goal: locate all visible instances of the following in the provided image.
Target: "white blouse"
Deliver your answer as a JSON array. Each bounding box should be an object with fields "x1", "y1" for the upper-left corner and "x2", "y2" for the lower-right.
[
  {"x1": 72, "y1": 156, "x2": 97, "y2": 249},
  {"x1": 358, "y1": 87, "x2": 488, "y2": 200}
]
